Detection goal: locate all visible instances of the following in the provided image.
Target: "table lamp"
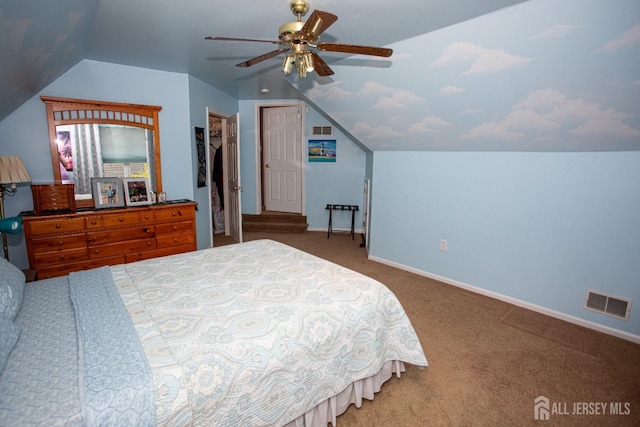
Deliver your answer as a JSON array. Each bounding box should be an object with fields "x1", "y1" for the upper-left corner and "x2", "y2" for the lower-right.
[{"x1": 0, "y1": 156, "x2": 32, "y2": 260}]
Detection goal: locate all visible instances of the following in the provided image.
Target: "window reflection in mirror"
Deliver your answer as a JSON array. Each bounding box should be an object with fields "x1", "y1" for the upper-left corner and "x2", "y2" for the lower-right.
[
  {"x1": 41, "y1": 96, "x2": 163, "y2": 208},
  {"x1": 55, "y1": 124, "x2": 156, "y2": 197}
]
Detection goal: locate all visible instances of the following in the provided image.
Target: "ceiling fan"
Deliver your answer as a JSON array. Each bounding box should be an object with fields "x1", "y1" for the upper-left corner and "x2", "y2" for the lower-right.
[{"x1": 205, "y1": 0, "x2": 393, "y2": 78}]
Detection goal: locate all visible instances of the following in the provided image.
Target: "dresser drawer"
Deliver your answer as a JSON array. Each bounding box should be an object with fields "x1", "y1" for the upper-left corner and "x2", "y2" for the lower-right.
[
  {"x1": 86, "y1": 215, "x2": 103, "y2": 229},
  {"x1": 156, "y1": 221, "x2": 193, "y2": 235},
  {"x1": 101, "y1": 211, "x2": 142, "y2": 228},
  {"x1": 88, "y1": 226, "x2": 155, "y2": 246},
  {"x1": 89, "y1": 238, "x2": 156, "y2": 259},
  {"x1": 126, "y1": 244, "x2": 194, "y2": 263},
  {"x1": 154, "y1": 206, "x2": 195, "y2": 222},
  {"x1": 157, "y1": 233, "x2": 195, "y2": 249},
  {"x1": 139, "y1": 210, "x2": 155, "y2": 224},
  {"x1": 34, "y1": 247, "x2": 88, "y2": 267},
  {"x1": 26, "y1": 217, "x2": 85, "y2": 236},
  {"x1": 31, "y1": 233, "x2": 87, "y2": 252},
  {"x1": 37, "y1": 256, "x2": 124, "y2": 279}
]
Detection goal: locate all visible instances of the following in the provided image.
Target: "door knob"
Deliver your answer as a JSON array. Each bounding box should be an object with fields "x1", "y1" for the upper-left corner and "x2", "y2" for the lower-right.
[{"x1": 265, "y1": 164, "x2": 271, "y2": 168}]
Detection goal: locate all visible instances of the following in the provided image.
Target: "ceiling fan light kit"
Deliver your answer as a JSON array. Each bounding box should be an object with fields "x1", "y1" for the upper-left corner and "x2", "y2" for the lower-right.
[{"x1": 206, "y1": 0, "x2": 392, "y2": 78}]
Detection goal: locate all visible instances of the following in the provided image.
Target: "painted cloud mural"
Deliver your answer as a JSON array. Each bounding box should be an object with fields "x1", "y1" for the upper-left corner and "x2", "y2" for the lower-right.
[{"x1": 302, "y1": 0, "x2": 640, "y2": 151}]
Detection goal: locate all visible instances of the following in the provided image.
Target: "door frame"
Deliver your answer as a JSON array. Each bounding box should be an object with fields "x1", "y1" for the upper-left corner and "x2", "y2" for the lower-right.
[
  {"x1": 253, "y1": 101, "x2": 306, "y2": 215},
  {"x1": 206, "y1": 107, "x2": 231, "y2": 243}
]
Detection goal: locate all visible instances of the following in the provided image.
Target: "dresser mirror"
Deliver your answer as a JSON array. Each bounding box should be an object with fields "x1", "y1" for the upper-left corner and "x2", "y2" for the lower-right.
[{"x1": 41, "y1": 96, "x2": 163, "y2": 208}]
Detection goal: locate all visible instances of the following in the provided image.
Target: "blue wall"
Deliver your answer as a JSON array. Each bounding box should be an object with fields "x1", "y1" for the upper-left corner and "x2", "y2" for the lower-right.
[
  {"x1": 237, "y1": 100, "x2": 368, "y2": 232},
  {"x1": 0, "y1": 60, "x2": 227, "y2": 267},
  {"x1": 188, "y1": 75, "x2": 238, "y2": 249},
  {"x1": 370, "y1": 151, "x2": 640, "y2": 337}
]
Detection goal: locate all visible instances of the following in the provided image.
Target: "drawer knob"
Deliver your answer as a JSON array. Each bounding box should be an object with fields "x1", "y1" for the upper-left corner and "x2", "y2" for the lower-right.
[
  {"x1": 144, "y1": 215, "x2": 150, "y2": 219},
  {"x1": 119, "y1": 217, "x2": 125, "y2": 222},
  {"x1": 147, "y1": 241, "x2": 152, "y2": 246},
  {"x1": 171, "y1": 212, "x2": 177, "y2": 216},
  {"x1": 57, "y1": 240, "x2": 64, "y2": 246},
  {"x1": 91, "y1": 220, "x2": 97, "y2": 225},
  {"x1": 55, "y1": 224, "x2": 61, "y2": 228},
  {"x1": 172, "y1": 226, "x2": 177, "y2": 231},
  {"x1": 94, "y1": 250, "x2": 100, "y2": 254},
  {"x1": 59, "y1": 255, "x2": 65, "y2": 260}
]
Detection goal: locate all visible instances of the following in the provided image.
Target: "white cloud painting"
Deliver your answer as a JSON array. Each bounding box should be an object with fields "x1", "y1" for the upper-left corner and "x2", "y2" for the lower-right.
[{"x1": 303, "y1": 0, "x2": 640, "y2": 151}]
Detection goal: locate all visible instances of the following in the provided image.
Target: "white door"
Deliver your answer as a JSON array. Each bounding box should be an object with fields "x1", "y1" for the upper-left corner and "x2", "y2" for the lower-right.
[
  {"x1": 262, "y1": 106, "x2": 302, "y2": 213},
  {"x1": 226, "y1": 113, "x2": 242, "y2": 243}
]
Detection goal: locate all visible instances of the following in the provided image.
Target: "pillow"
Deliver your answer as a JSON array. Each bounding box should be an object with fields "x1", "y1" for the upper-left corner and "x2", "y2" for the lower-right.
[
  {"x1": 0, "y1": 314, "x2": 20, "y2": 373},
  {"x1": 0, "y1": 257, "x2": 26, "y2": 319}
]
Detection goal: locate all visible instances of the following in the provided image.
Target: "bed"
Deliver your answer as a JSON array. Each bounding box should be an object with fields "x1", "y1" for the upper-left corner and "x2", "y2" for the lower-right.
[{"x1": 0, "y1": 239, "x2": 428, "y2": 426}]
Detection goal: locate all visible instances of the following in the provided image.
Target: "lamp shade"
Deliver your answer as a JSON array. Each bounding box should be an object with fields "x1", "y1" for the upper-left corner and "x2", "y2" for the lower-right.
[
  {"x1": 0, "y1": 217, "x2": 22, "y2": 234},
  {"x1": 0, "y1": 156, "x2": 31, "y2": 186}
]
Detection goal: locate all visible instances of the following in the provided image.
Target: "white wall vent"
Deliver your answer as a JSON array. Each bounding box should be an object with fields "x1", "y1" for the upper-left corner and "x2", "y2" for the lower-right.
[
  {"x1": 584, "y1": 289, "x2": 632, "y2": 321},
  {"x1": 312, "y1": 125, "x2": 333, "y2": 136}
]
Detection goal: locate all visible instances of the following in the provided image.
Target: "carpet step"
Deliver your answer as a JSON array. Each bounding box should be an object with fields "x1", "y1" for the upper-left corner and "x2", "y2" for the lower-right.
[{"x1": 242, "y1": 212, "x2": 308, "y2": 233}]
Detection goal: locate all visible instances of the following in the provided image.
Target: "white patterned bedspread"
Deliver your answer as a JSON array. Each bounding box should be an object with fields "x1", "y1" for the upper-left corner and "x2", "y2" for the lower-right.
[{"x1": 111, "y1": 239, "x2": 428, "y2": 426}]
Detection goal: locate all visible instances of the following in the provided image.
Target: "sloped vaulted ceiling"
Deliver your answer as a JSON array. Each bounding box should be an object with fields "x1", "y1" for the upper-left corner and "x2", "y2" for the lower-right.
[
  {"x1": 1, "y1": 0, "x2": 638, "y2": 151},
  {"x1": 0, "y1": 0, "x2": 527, "y2": 121}
]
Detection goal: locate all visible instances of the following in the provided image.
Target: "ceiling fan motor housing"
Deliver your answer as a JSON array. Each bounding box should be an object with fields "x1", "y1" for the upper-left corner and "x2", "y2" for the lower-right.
[
  {"x1": 289, "y1": 0, "x2": 310, "y2": 17},
  {"x1": 279, "y1": 21, "x2": 305, "y2": 43}
]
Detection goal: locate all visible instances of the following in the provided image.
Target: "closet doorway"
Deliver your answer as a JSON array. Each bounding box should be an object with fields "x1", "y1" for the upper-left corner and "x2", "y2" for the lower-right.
[
  {"x1": 208, "y1": 113, "x2": 226, "y2": 237},
  {"x1": 208, "y1": 109, "x2": 242, "y2": 246}
]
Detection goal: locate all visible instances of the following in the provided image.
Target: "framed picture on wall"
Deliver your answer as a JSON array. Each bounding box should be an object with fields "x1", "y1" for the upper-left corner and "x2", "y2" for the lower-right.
[
  {"x1": 195, "y1": 126, "x2": 207, "y2": 188},
  {"x1": 123, "y1": 178, "x2": 152, "y2": 206},
  {"x1": 308, "y1": 139, "x2": 336, "y2": 162},
  {"x1": 91, "y1": 177, "x2": 125, "y2": 209}
]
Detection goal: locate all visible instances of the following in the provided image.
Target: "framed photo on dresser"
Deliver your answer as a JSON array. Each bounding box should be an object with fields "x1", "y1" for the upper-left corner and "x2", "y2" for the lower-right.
[
  {"x1": 123, "y1": 178, "x2": 152, "y2": 206},
  {"x1": 91, "y1": 177, "x2": 125, "y2": 209}
]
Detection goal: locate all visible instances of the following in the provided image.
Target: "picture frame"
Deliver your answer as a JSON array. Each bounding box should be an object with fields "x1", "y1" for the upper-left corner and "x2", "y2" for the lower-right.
[
  {"x1": 195, "y1": 126, "x2": 207, "y2": 188},
  {"x1": 91, "y1": 177, "x2": 125, "y2": 209},
  {"x1": 308, "y1": 139, "x2": 336, "y2": 162},
  {"x1": 123, "y1": 178, "x2": 152, "y2": 206}
]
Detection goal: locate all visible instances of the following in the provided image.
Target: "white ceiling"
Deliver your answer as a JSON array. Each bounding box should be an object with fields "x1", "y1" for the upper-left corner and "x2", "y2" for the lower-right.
[{"x1": 0, "y1": 0, "x2": 526, "y2": 121}]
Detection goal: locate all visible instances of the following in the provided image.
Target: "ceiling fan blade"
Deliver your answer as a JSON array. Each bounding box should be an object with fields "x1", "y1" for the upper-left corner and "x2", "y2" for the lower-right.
[
  {"x1": 309, "y1": 51, "x2": 334, "y2": 77},
  {"x1": 317, "y1": 42, "x2": 393, "y2": 58},
  {"x1": 236, "y1": 48, "x2": 289, "y2": 68},
  {"x1": 206, "y1": 36, "x2": 285, "y2": 45},
  {"x1": 298, "y1": 10, "x2": 338, "y2": 42}
]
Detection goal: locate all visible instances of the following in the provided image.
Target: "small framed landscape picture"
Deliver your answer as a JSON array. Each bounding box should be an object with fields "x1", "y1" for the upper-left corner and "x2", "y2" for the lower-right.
[
  {"x1": 92, "y1": 177, "x2": 125, "y2": 209},
  {"x1": 308, "y1": 139, "x2": 336, "y2": 162},
  {"x1": 123, "y1": 178, "x2": 152, "y2": 206}
]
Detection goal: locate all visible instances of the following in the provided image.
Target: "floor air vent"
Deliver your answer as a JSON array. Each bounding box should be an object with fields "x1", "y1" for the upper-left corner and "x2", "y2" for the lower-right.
[{"x1": 584, "y1": 289, "x2": 632, "y2": 321}]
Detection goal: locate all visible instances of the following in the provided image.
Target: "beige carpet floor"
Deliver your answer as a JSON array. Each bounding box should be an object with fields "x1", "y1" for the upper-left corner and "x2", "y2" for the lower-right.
[{"x1": 214, "y1": 231, "x2": 640, "y2": 426}]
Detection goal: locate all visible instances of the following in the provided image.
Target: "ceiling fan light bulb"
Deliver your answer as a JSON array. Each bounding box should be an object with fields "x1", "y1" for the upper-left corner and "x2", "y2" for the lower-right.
[
  {"x1": 282, "y1": 55, "x2": 294, "y2": 74},
  {"x1": 298, "y1": 61, "x2": 307, "y2": 77},
  {"x1": 302, "y1": 52, "x2": 314, "y2": 72}
]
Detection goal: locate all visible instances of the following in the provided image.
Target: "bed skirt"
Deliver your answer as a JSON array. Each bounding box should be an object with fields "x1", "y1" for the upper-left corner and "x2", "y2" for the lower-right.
[{"x1": 284, "y1": 360, "x2": 406, "y2": 427}]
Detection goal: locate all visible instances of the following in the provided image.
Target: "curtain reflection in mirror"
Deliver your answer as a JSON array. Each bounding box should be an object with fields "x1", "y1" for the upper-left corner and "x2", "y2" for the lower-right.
[{"x1": 56, "y1": 124, "x2": 155, "y2": 195}]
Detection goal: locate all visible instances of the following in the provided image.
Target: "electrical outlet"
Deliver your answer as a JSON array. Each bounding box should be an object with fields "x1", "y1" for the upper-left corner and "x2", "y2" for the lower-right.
[{"x1": 440, "y1": 239, "x2": 448, "y2": 252}]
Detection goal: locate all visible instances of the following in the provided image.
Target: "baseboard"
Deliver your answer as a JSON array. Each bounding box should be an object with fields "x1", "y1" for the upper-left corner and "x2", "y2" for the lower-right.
[{"x1": 369, "y1": 255, "x2": 640, "y2": 345}]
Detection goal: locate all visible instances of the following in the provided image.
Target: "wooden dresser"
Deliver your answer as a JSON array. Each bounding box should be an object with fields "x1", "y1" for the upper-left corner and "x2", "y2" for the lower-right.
[{"x1": 22, "y1": 201, "x2": 197, "y2": 279}]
